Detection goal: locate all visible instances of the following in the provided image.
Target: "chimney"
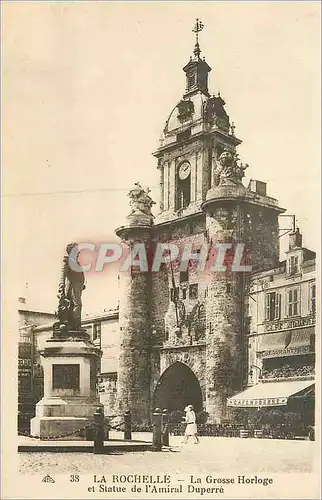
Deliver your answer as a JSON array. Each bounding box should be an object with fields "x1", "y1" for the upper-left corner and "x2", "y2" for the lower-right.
[
  {"x1": 289, "y1": 227, "x2": 302, "y2": 250},
  {"x1": 247, "y1": 179, "x2": 267, "y2": 196}
]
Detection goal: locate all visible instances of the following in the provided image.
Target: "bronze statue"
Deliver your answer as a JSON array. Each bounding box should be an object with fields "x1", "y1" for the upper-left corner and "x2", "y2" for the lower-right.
[{"x1": 56, "y1": 242, "x2": 85, "y2": 332}]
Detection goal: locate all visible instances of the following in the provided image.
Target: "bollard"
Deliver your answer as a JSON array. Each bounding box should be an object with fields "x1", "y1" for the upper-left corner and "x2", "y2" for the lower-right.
[
  {"x1": 162, "y1": 408, "x2": 169, "y2": 447},
  {"x1": 104, "y1": 416, "x2": 110, "y2": 441},
  {"x1": 93, "y1": 407, "x2": 105, "y2": 454},
  {"x1": 152, "y1": 408, "x2": 162, "y2": 451},
  {"x1": 124, "y1": 410, "x2": 132, "y2": 441}
]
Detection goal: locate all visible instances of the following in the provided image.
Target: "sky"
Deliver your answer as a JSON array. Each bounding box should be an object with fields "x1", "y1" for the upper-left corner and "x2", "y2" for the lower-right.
[{"x1": 3, "y1": 1, "x2": 320, "y2": 317}]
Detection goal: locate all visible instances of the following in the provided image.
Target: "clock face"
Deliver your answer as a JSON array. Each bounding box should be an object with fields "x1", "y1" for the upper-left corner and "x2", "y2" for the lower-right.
[{"x1": 178, "y1": 162, "x2": 191, "y2": 180}]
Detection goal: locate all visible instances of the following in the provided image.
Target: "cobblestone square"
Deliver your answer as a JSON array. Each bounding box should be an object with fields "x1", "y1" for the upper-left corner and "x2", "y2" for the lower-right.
[{"x1": 19, "y1": 435, "x2": 316, "y2": 476}]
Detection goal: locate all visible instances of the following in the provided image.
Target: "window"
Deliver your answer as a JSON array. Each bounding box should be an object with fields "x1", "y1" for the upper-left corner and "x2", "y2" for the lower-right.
[
  {"x1": 177, "y1": 100, "x2": 194, "y2": 121},
  {"x1": 182, "y1": 288, "x2": 187, "y2": 300},
  {"x1": 287, "y1": 288, "x2": 299, "y2": 317},
  {"x1": 180, "y1": 270, "x2": 188, "y2": 283},
  {"x1": 93, "y1": 323, "x2": 101, "y2": 341},
  {"x1": 265, "y1": 292, "x2": 281, "y2": 321},
  {"x1": 170, "y1": 287, "x2": 179, "y2": 302},
  {"x1": 309, "y1": 283, "x2": 316, "y2": 315},
  {"x1": 189, "y1": 284, "x2": 198, "y2": 299},
  {"x1": 187, "y1": 72, "x2": 196, "y2": 89},
  {"x1": 288, "y1": 255, "x2": 299, "y2": 275}
]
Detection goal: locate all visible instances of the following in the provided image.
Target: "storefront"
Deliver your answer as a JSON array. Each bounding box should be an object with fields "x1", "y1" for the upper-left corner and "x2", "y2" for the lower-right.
[{"x1": 227, "y1": 379, "x2": 315, "y2": 432}]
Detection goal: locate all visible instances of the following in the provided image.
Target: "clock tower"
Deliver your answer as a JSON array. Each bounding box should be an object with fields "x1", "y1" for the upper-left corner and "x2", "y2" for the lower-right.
[
  {"x1": 154, "y1": 19, "x2": 241, "y2": 224},
  {"x1": 116, "y1": 20, "x2": 284, "y2": 423}
]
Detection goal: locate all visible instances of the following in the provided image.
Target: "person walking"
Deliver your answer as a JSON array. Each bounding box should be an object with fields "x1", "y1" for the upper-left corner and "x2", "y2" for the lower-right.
[{"x1": 182, "y1": 405, "x2": 199, "y2": 444}]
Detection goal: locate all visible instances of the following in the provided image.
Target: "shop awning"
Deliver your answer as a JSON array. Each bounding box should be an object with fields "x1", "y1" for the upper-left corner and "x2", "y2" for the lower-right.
[
  {"x1": 257, "y1": 327, "x2": 315, "y2": 358},
  {"x1": 227, "y1": 380, "x2": 314, "y2": 408}
]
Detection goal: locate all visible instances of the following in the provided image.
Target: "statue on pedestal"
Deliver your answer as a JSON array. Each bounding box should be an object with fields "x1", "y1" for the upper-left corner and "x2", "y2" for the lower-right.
[
  {"x1": 213, "y1": 150, "x2": 248, "y2": 186},
  {"x1": 128, "y1": 182, "x2": 155, "y2": 217},
  {"x1": 55, "y1": 242, "x2": 85, "y2": 335}
]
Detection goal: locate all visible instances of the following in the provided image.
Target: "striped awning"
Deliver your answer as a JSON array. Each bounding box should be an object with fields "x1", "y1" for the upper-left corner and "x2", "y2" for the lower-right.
[{"x1": 227, "y1": 380, "x2": 314, "y2": 408}]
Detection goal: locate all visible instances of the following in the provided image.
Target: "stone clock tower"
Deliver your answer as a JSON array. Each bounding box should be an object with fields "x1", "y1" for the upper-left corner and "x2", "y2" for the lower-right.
[
  {"x1": 115, "y1": 20, "x2": 285, "y2": 423},
  {"x1": 156, "y1": 29, "x2": 241, "y2": 224}
]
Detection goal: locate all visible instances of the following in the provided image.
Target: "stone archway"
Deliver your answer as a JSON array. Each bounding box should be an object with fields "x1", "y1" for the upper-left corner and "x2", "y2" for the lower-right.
[{"x1": 153, "y1": 362, "x2": 202, "y2": 413}]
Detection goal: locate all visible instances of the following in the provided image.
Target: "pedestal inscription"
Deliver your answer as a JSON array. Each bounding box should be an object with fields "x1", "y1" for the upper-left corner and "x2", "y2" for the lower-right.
[{"x1": 52, "y1": 364, "x2": 80, "y2": 390}]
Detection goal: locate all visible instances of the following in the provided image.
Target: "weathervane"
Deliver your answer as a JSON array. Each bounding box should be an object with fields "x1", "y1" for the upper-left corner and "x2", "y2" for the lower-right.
[{"x1": 192, "y1": 18, "x2": 204, "y2": 57}]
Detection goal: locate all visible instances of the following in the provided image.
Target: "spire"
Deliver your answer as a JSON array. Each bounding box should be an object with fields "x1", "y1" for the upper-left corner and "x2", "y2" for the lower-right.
[{"x1": 183, "y1": 19, "x2": 211, "y2": 97}]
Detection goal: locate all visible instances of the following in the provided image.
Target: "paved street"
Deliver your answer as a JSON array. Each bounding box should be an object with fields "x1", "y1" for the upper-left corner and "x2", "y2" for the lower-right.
[{"x1": 19, "y1": 434, "x2": 315, "y2": 475}]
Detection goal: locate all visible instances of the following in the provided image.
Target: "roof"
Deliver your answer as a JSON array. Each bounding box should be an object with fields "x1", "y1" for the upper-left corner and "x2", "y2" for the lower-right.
[
  {"x1": 18, "y1": 309, "x2": 55, "y2": 316},
  {"x1": 163, "y1": 92, "x2": 208, "y2": 135},
  {"x1": 250, "y1": 247, "x2": 316, "y2": 279},
  {"x1": 303, "y1": 248, "x2": 316, "y2": 261},
  {"x1": 82, "y1": 308, "x2": 119, "y2": 324}
]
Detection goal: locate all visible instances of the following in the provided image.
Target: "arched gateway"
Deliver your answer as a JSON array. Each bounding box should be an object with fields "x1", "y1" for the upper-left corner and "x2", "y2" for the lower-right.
[{"x1": 153, "y1": 362, "x2": 202, "y2": 413}]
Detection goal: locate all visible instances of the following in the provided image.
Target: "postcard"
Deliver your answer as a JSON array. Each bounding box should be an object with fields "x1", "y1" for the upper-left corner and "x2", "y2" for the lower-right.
[{"x1": 2, "y1": 1, "x2": 320, "y2": 499}]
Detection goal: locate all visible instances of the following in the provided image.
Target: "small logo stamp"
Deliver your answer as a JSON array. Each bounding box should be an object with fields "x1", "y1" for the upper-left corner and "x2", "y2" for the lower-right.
[{"x1": 41, "y1": 474, "x2": 55, "y2": 483}]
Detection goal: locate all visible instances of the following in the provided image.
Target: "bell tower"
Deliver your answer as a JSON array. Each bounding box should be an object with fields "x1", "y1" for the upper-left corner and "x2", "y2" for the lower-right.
[
  {"x1": 115, "y1": 20, "x2": 285, "y2": 425},
  {"x1": 153, "y1": 20, "x2": 241, "y2": 225},
  {"x1": 183, "y1": 19, "x2": 211, "y2": 97}
]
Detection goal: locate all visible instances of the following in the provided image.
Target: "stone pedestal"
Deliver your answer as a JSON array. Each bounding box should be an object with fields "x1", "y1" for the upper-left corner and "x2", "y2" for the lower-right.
[{"x1": 31, "y1": 330, "x2": 102, "y2": 440}]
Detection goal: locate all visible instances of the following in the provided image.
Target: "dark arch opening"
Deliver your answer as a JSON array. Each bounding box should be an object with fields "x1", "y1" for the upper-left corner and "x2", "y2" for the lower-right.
[{"x1": 153, "y1": 362, "x2": 202, "y2": 413}]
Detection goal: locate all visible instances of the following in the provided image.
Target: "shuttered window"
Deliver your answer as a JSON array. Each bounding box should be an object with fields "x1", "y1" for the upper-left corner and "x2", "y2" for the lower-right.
[
  {"x1": 265, "y1": 292, "x2": 281, "y2": 321},
  {"x1": 287, "y1": 288, "x2": 299, "y2": 317}
]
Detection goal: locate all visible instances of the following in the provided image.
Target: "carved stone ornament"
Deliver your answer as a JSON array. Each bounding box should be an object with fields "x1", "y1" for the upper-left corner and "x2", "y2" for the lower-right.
[
  {"x1": 128, "y1": 182, "x2": 155, "y2": 217},
  {"x1": 204, "y1": 95, "x2": 230, "y2": 132},
  {"x1": 213, "y1": 150, "x2": 249, "y2": 186}
]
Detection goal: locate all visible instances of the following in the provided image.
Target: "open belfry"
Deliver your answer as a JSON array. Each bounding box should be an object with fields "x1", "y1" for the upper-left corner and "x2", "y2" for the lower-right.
[{"x1": 115, "y1": 20, "x2": 285, "y2": 423}]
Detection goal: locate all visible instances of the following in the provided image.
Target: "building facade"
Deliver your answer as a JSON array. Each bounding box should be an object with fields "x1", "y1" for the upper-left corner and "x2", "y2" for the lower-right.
[
  {"x1": 227, "y1": 230, "x2": 315, "y2": 424},
  {"x1": 18, "y1": 302, "x2": 56, "y2": 431}
]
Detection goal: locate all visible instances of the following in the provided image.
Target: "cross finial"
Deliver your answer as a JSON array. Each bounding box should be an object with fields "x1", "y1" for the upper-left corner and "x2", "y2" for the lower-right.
[
  {"x1": 192, "y1": 18, "x2": 204, "y2": 57},
  {"x1": 230, "y1": 121, "x2": 236, "y2": 136}
]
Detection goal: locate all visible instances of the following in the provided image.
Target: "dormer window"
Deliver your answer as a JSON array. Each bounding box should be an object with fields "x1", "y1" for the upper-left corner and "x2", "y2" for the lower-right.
[
  {"x1": 288, "y1": 255, "x2": 299, "y2": 275},
  {"x1": 177, "y1": 100, "x2": 194, "y2": 122}
]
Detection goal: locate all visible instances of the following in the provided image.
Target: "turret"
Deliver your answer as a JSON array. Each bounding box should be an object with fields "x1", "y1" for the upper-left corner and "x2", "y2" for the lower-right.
[
  {"x1": 201, "y1": 153, "x2": 285, "y2": 421},
  {"x1": 115, "y1": 183, "x2": 154, "y2": 422}
]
